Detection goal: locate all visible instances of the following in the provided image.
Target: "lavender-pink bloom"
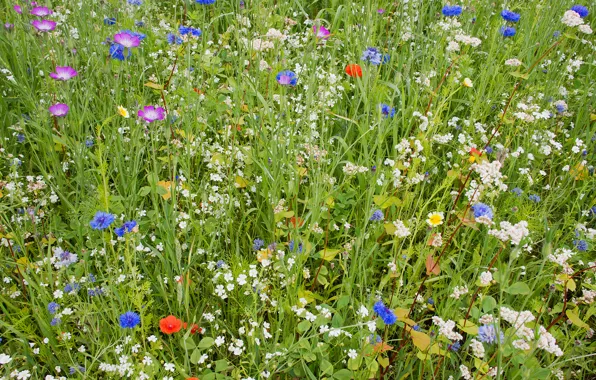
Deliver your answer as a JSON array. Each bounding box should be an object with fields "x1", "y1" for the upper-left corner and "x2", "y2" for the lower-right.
[
  {"x1": 137, "y1": 106, "x2": 165, "y2": 123},
  {"x1": 49, "y1": 103, "x2": 69, "y2": 117},
  {"x1": 31, "y1": 19, "x2": 56, "y2": 32},
  {"x1": 313, "y1": 25, "x2": 330, "y2": 39},
  {"x1": 31, "y1": 6, "x2": 52, "y2": 17},
  {"x1": 13, "y1": 5, "x2": 22, "y2": 14},
  {"x1": 113, "y1": 33, "x2": 140, "y2": 48},
  {"x1": 49, "y1": 66, "x2": 78, "y2": 81}
]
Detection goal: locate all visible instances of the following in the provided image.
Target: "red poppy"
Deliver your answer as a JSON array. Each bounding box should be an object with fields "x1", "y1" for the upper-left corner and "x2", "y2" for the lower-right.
[
  {"x1": 187, "y1": 378, "x2": 199, "y2": 380},
  {"x1": 345, "y1": 64, "x2": 362, "y2": 77},
  {"x1": 183, "y1": 322, "x2": 202, "y2": 334},
  {"x1": 159, "y1": 315, "x2": 183, "y2": 334}
]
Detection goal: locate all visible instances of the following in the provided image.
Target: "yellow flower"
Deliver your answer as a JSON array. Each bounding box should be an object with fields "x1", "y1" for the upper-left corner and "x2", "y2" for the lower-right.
[
  {"x1": 118, "y1": 105, "x2": 130, "y2": 118},
  {"x1": 426, "y1": 212, "x2": 444, "y2": 227},
  {"x1": 463, "y1": 78, "x2": 473, "y2": 88}
]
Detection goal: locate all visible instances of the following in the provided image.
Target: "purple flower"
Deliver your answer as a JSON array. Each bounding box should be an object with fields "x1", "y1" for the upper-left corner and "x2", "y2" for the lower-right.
[
  {"x1": 471, "y1": 203, "x2": 493, "y2": 220},
  {"x1": 313, "y1": 25, "x2": 330, "y2": 39},
  {"x1": 31, "y1": 19, "x2": 56, "y2": 32},
  {"x1": 114, "y1": 220, "x2": 137, "y2": 237},
  {"x1": 49, "y1": 66, "x2": 78, "y2": 81},
  {"x1": 113, "y1": 32, "x2": 140, "y2": 48},
  {"x1": 90, "y1": 211, "x2": 115, "y2": 230},
  {"x1": 380, "y1": 103, "x2": 395, "y2": 118},
  {"x1": 501, "y1": 10, "x2": 520, "y2": 23},
  {"x1": 52, "y1": 248, "x2": 78, "y2": 268},
  {"x1": 500, "y1": 26, "x2": 516, "y2": 37},
  {"x1": 31, "y1": 6, "x2": 52, "y2": 17},
  {"x1": 370, "y1": 209, "x2": 384, "y2": 222},
  {"x1": 275, "y1": 70, "x2": 298, "y2": 86},
  {"x1": 5, "y1": 23, "x2": 14, "y2": 31},
  {"x1": 571, "y1": 5, "x2": 589, "y2": 18},
  {"x1": 49, "y1": 103, "x2": 69, "y2": 117},
  {"x1": 442, "y1": 5, "x2": 463, "y2": 17},
  {"x1": 478, "y1": 324, "x2": 504, "y2": 344},
  {"x1": 137, "y1": 106, "x2": 166, "y2": 123},
  {"x1": 361, "y1": 47, "x2": 383, "y2": 65},
  {"x1": 119, "y1": 311, "x2": 141, "y2": 328},
  {"x1": 373, "y1": 300, "x2": 397, "y2": 325},
  {"x1": 13, "y1": 4, "x2": 22, "y2": 14}
]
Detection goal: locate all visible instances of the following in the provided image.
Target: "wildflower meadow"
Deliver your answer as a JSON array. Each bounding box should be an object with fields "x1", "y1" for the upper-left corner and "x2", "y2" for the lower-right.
[{"x1": 1, "y1": 0, "x2": 596, "y2": 379}]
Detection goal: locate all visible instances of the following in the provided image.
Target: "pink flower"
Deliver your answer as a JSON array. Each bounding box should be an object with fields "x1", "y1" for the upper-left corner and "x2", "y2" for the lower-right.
[
  {"x1": 13, "y1": 4, "x2": 22, "y2": 14},
  {"x1": 31, "y1": 19, "x2": 56, "y2": 32},
  {"x1": 49, "y1": 103, "x2": 69, "y2": 117},
  {"x1": 313, "y1": 25, "x2": 330, "y2": 39},
  {"x1": 49, "y1": 66, "x2": 78, "y2": 81},
  {"x1": 137, "y1": 106, "x2": 165, "y2": 123},
  {"x1": 30, "y1": 6, "x2": 52, "y2": 17},
  {"x1": 113, "y1": 33, "x2": 140, "y2": 48}
]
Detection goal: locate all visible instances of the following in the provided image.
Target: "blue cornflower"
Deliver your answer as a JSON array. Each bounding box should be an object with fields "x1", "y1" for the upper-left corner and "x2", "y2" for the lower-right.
[
  {"x1": 501, "y1": 10, "x2": 521, "y2": 22},
  {"x1": 484, "y1": 146, "x2": 493, "y2": 154},
  {"x1": 471, "y1": 203, "x2": 493, "y2": 220},
  {"x1": 412, "y1": 324, "x2": 421, "y2": 331},
  {"x1": 478, "y1": 324, "x2": 504, "y2": 344},
  {"x1": 104, "y1": 17, "x2": 116, "y2": 26},
  {"x1": 448, "y1": 341, "x2": 461, "y2": 351},
  {"x1": 511, "y1": 187, "x2": 523, "y2": 196},
  {"x1": 253, "y1": 238, "x2": 264, "y2": 250},
  {"x1": 373, "y1": 300, "x2": 397, "y2": 325},
  {"x1": 190, "y1": 28, "x2": 202, "y2": 37},
  {"x1": 442, "y1": 5, "x2": 463, "y2": 17},
  {"x1": 276, "y1": 70, "x2": 298, "y2": 86},
  {"x1": 370, "y1": 210, "x2": 384, "y2": 222},
  {"x1": 50, "y1": 317, "x2": 61, "y2": 326},
  {"x1": 573, "y1": 239, "x2": 588, "y2": 252},
  {"x1": 380, "y1": 103, "x2": 395, "y2": 118},
  {"x1": 528, "y1": 194, "x2": 541, "y2": 203},
  {"x1": 90, "y1": 211, "x2": 115, "y2": 230},
  {"x1": 109, "y1": 44, "x2": 131, "y2": 61},
  {"x1": 216, "y1": 260, "x2": 226, "y2": 269},
  {"x1": 427, "y1": 297, "x2": 434, "y2": 305},
  {"x1": 179, "y1": 25, "x2": 191, "y2": 35},
  {"x1": 115, "y1": 220, "x2": 137, "y2": 237},
  {"x1": 361, "y1": 47, "x2": 383, "y2": 65},
  {"x1": 555, "y1": 102, "x2": 567, "y2": 113},
  {"x1": 500, "y1": 26, "x2": 516, "y2": 37},
  {"x1": 119, "y1": 311, "x2": 141, "y2": 328},
  {"x1": 85, "y1": 138, "x2": 94, "y2": 148},
  {"x1": 179, "y1": 26, "x2": 202, "y2": 37},
  {"x1": 135, "y1": 21, "x2": 145, "y2": 28},
  {"x1": 120, "y1": 29, "x2": 146, "y2": 40},
  {"x1": 127, "y1": 0, "x2": 143, "y2": 5},
  {"x1": 47, "y1": 302, "x2": 60, "y2": 315},
  {"x1": 196, "y1": 0, "x2": 216, "y2": 4},
  {"x1": 368, "y1": 334, "x2": 383, "y2": 343},
  {"x1": 64, "y1": 283, "x2": 80, "y2": 294},
  {"x1": 289, "y1": 240, "x2": 303, "y2": 253},
  {"x1": 167, "y1": 33, "x2": 183, "y2": 45},
  {"x1": 17, "y1": 133, "x2": 25, "y2": 143},
  {"x1": 590, "y1": 206, "x2": 596, "y2": 217},
  {"x1": 571, "y1": 5, "x2": 589, "y2": 18}
]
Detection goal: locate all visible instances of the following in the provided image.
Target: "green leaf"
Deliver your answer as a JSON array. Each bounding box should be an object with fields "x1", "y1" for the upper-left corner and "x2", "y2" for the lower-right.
[
  {"x1": 214, "y1": 359, "x2": 229, "y2": 372},
  {"x1": 320, "y1": 359, "x2": 334, "y2": 375},
  {"x1": 509, "y1": 71, "x2": 529, "y2": 80},
  {"x1": 190, "y1": 348, "x2": 202, "y2": 364},
  {"x1": 198, "y1": 337, "x2": 215, "y2": 349},
  {"x1": 297, "y1": 320, "x2": 311, "y2": 333},
  {"x1": 144, "y1": 81, "x2": 164, "y2": 90},
  {"x1": 482, "y1": 296, "x2": 497, "y2": 312},
  {"x1": 566, "y1": 309, "x2": 590, "y2": 329},
  {"x1": 138, "y1": 186, "x2": 151, "y2": 196},
  {"x1": 348, "y1": 356, "x2": 362, "y2": 371},
  {"x1": 506, "y1": 282, "x2": 531, "y2": 295},
  {"x1": 180, "y1": 337, "x2": 196, "y2": 350},
  {"x1": 318, "y1": 248, "x2": 340, "y2": 261},
  {"x1": 333, "y1": 369, "x2": 354, "y2": 380},
  {"x1": 373, "y1": 195, "x2": 400, "y2": 209}
]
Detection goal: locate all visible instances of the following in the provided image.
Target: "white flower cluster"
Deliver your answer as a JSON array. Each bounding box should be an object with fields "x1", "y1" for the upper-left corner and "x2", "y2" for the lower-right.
[
  {"x1": 479, "y1": 271, "x2": 493, "y2": 286},
  {"x1": 500, "y1": 307, "x2": 563, "y2": 356},
  {"x1": 432, "y1": 316, "x2": 463, "y2": 341},
  {"x1": 469, "y1": 338, "x2": 485, "y2": 358},
  {"x1": 392, "y1": 220, "x2": 411, "y2": 238},
  {"x1": 488, "y1": 221, "x2": 530, "y2": 245},
  {"x1": 450, "y1": 285, "x2": 469, "y2": 299},
  {"x1": 342, "y1": 162, "x2": 368, "y2": 176},
  {"x1": 472, "y1": 160, "x2": 508, "y2": 192}
]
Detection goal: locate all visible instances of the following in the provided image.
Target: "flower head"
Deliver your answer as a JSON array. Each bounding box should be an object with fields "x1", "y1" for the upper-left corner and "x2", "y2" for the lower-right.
[
  {"x1": 160, "y1": 315, "x2": 183, "y2": 334},
  {"x1": 373, "y1": 300, "x2": 397, "y2": 325},
  {"x1": 275, "y1": 70, "x2": 297, "y2": 86},
  {"x1": 571, "y1": 5, "x2": 589, "y2": 18},
  {"x1": 138, "y1": 106, "x2": 166, "y2": 123},
  {"x1": 500, "y1": 26, "x2": 516, "y2": 37},
  {"x1": 118, "y1": 105, "x2": 130, "y2": 118},
  {"x1": 90, "y1": 211, "x2": 115, "y2": 230},
  {"x1": 345, "y1": 64, "x2": 362, "y2": 77},
  {"x1": 561, "y1": 10, "x2": 584, "y2": 27},
  {"x1": 380, "y1": 104, "x2": 395, "y2": 118},
  {"x1": 119, "y1": 311, "x2": 141, "y2": 328},
  {"x1": 478, "y1": 324, "x2": 504, "y2": 344},
  {"x1": 109, "y1": 44, "x2": 131, "y2": 61},
  {"x1": 31, "y1": 19, "x2": 56, "y2": 32},
  {"x1": 196, "y1": 0, "x2": 216, "y2": 4},
  {"x1": 462, "y1": 78, "x2": 473, "y2": 87},
  {"x1": 50, "y1": 66, "x2": 78, "y2": 81},
  {"x1": 31, "y1": 6, "x2": 52, "y2": 17},
  {"x1": 442, "y1": 5, "x2": 463, "y2": 17},
  {"x1": 361, "y1": 47, "x2": 383, "y2": 65},
  {"x1": 370, "y1": 209, "x2": 384, "y2": 222},
  {"x1": 427, "y1": 212, "x2": 444, "y2": 227},
  {"x1": 49, "y1": 103, "x2": 69, "y2": 117},
  {"x1": 115, "y1": 220, "x2": 138, "y2": 237},
  {"x1": 47, "y1": 302, "x2": 60, "y2": 315},
  {"x1": 113, "y1": 32, "x2": 140, "y2": 48},
  {"x1": 471, "y1": 203, "x2": 493, "y2": 224},
  {"x1": 501, "y1": 10, "x2": 521, "y2": 23},
  {"x1": 104, "y1": 17, "x2": 116, "y2": 26},
  {"x1": 13, "y1": 5, "x2": 22, "y2": 14},
  {"x1": 313, "y1": 25, "x2": 330, "y2": 39}
]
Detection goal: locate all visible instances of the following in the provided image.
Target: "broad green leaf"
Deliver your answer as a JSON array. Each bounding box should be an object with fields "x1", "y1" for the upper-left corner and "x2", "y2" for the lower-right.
[
  {"x1": 318, "y1": 248, "x2": 340, "y2": 261},
  {"x1": 566, "y1": 309, "x2": 590, "y2": 329},
  {"x1": 180, "y1": 337, "x2": 196, "y2": 350},
  {"x1": 506, "y1": 282, "x2": 531, "y2": 295},
  {"x1": 297, "y1": 320, "x2": 311, "y2": 333},
  {"x1": 458, "y1": 319, "x2": 478, "y2": 335},
  {"x1": 144, "y1": 81, "x2": 164, "y2": 90},
  {"x1": 198, "y1": 337, "x2": 215, "y2": 349},
  {"x1": 320, "y1": 359, "x2": 334, "y2": 375},
  {"x1": 333, "y1": 369, "x2": 354, "y2": 380}
]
